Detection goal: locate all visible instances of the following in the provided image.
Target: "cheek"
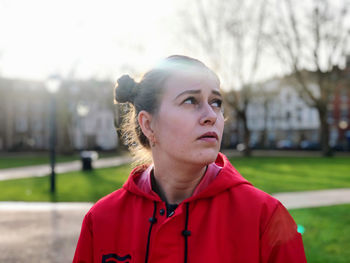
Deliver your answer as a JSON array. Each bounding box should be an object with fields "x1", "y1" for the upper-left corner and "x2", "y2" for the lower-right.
[
  {"x1": 216, "y1": 115, "x2": 225, "y2": 140},
  {"x1": 218, "y1": 115, "x2": 225, "y2": 132},
  {"x1": 155, "y1": 112, "x2": 194, "y2": 143}
]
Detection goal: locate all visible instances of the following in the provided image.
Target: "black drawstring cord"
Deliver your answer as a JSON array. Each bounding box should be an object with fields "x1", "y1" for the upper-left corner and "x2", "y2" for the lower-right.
[
  {"x1": 182, "y1": 202, "x2": 191, "y2": 263},
  {"x1": 145, "y1": 201, "x2": 157, "y2": 263}
]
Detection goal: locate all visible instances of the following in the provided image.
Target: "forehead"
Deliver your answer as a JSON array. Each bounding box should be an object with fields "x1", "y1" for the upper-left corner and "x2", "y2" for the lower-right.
[{"x1": 163, "y1": 69, "x2": 220, "y2": 98}]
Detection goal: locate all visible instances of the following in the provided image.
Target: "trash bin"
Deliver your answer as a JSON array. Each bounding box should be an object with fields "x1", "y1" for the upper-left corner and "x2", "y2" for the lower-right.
[{"x1": 80, "y1": 151, "x2": 99, "y2": 171}]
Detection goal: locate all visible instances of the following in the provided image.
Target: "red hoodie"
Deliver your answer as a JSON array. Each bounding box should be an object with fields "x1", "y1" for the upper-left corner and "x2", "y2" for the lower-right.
[{"x1": 73, "y1": 153, "x2": 306, "y2": 263}]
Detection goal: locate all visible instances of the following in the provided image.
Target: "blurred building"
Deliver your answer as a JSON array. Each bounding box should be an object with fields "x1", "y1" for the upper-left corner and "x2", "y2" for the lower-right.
[
  {"x1": 1, "y1": 64, "x2": 349, "y2": 153},
  {"x1": 247, "y1": 78, "x2": 320, "y2": 148},
  {"x1": 0, "y1": 77, "x2": 118, "y2": 152},
  {"x1": 0, "y1": 78, "x2": 49, "y2": 151},
  {"x1": 246, "y1": 61, "x2": 350, "y2": 150}
]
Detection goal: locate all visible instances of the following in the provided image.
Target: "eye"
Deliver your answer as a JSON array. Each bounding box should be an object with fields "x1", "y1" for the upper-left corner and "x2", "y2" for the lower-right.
[
  {"x1": 183, "y1": 97, "x2": 197, "y2": 105},
  {"x1": 211, "y1": 99, "x2": 222, "y2": 108}
]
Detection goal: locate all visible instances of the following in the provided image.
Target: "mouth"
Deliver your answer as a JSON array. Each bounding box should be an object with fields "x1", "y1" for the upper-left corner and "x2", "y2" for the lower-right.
[{"x1": 197, "y1": 132, "x2": 219, "y2": 141}]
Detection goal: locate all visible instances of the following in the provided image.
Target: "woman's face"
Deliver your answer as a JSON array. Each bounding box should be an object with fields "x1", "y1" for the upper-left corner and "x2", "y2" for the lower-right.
[{"x1": 152, "y1": 70, "x2": 224, "y2": 165}]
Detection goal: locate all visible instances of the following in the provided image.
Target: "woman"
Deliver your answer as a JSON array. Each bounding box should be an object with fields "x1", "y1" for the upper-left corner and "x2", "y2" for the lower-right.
[{"x1": 73, "y1": 55, "x2": 306, "y2": 263}]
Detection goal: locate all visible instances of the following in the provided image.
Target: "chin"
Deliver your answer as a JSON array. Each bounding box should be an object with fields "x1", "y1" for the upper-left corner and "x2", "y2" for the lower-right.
[{"x1": 192, "y1": 149, "x2": 219, "y2": 165}]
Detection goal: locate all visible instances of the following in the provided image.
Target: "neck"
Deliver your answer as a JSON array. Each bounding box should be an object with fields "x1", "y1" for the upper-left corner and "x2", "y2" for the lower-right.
[{"x1": 151, "y1": 158, "x2": 207, "y2": 204}]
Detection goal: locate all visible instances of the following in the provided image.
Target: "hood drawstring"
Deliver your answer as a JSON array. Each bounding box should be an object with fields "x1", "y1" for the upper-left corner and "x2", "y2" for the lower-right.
[
  {"x1": 145, "y1": 202, "x2": 191, "y2": 263},
  {"x1": 182, "y1": 202, "x2": 191, "y2": 263},
  {"x1": 145, "y1": 201, "x2": 157, "y2": 263}
]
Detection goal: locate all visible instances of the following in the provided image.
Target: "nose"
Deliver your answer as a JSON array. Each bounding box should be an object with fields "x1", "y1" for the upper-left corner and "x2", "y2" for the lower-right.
[{"x1": 199, "y1": 103, "x2": 217, "y2": 125}]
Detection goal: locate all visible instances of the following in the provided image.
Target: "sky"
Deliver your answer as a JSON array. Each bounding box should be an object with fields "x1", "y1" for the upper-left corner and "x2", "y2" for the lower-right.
[
  {"x1": 2, "y1": 0, "x2": 347, "y2": 87},
  {"x1": 0, "y1": 0, "x2": 186, "y2": 81}
]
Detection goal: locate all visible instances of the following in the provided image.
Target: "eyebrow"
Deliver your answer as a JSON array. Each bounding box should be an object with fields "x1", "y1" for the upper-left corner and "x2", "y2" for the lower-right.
[{"x1": 174, "y1": 89, "x2": 222, "y2": 100}]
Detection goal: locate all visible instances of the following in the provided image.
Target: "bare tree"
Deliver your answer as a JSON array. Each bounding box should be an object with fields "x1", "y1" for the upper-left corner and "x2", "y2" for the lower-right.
[
  {"x1": 266, "y1": 0, "x2": 350, "y2": 156},
  {"x1": 179, "y1": 0, "x2": 268, "y2": 156},
  {"x1": 56, "y1": 81, "x2": 75, "y2": 154}
]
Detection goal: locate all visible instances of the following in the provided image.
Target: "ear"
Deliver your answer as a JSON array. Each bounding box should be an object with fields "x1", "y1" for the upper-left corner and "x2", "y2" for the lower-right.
[{"x1": 138, "y1": 110, "x2": 155, "y2": 141}]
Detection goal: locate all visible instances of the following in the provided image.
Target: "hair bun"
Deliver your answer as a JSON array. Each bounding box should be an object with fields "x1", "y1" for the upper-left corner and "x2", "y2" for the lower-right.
[{"x1": 115, "y1": 74, "x2": 138, "y2": 104}]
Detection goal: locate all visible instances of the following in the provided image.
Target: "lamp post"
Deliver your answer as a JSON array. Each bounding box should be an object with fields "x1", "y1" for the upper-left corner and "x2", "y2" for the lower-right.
[{"x1": 46, "y1": 75, "x2": 61, "y2": 193}]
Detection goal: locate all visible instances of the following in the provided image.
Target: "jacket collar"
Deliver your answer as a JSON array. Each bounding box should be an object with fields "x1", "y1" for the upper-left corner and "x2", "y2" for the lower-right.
[{"x1": 123, "y1": 152, "x2": 251, "y2": 202}]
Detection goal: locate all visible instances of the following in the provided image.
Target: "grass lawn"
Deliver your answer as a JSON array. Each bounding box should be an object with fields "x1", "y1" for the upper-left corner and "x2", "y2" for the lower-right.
[
  {"x1": 290, "y1": 204, "x2": 350, "y2": 263},
  {"x1": 0, "y1": 156, "x2": 349, "y2": 201},
  {"x1": 0, "y1": 151, "x2": 123, "y2": 169},
  {"x1": 0, "y1": 154, "x2": 79, "y2": 169},
  {"x1": 230, "y1": 156, "x2": 350, "y2": 193},
  {"x1": 0, "y1": 164, "x2": 132, "y2": 202}
]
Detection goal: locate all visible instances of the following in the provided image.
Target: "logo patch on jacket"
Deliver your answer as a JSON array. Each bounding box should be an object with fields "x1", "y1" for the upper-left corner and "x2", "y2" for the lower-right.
[{"x1": 102, "y1": 253, "x2": 132, "y2": 263}]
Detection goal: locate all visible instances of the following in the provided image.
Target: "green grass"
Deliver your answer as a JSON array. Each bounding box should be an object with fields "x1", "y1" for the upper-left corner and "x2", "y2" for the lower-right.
[
  {"x1": 0, "y1": 155, "x2": 79, "y2": 169},
  {"x1": 0, "y1": 165, "x2": 132, "y2": 202},
  {"x1": 0, "y1": 152, "x2": 122, "y2": 169},
  {"x1": 290, "y1": 204, "x2": 350, "y2": 263},
  {"x1": 0, "y1": 156, "x2": 349, "y2": 201},
  {"x1": 229, "y1": 156, "x2": 350, "y2": 193},
  {"x1": 0, "y1": 155, "x2": 348, "y2": 202}
]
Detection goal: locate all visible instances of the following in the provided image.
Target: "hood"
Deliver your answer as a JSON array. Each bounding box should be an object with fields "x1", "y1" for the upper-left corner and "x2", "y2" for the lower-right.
[{"x1": 122, "y1": 152, "x2": 251, "y2": 202}]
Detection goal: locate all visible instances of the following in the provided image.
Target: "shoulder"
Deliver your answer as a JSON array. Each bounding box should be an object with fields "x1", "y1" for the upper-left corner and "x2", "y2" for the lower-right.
[
  {"x1": 217, "y1": 153, "x2": 281, "y2": 211},
  {"x1": 228, "y1": 184, "x2": 296, "y2": 233},
  {"x1": 226, "y1": 183, "x2": 283, "y2": 219},
  {"x1": 234, "y1": 183, "x2": 279, "y2": 205},
  {"x1": 87, "y1": 188, "x2": 130, "y2": 218}
]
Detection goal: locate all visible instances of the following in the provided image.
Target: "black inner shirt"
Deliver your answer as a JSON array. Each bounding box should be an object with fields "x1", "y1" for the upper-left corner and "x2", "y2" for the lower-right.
[{"x1": 150, "y1": 169, "x2": 178, "y2": 217}]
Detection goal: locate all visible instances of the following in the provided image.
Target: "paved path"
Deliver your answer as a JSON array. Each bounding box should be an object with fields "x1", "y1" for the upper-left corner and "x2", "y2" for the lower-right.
[
  {"x1": 1, "y1": 188, "x2": 350, "y2": 212},
  {"x1": 0, "y1": 156, "x2": 132, "y2": 181},
  {"x1": 0, "y1": 207, "x2": 87, "y2": 263},
  {"x1": 273, "y1": 188, "x2": 350, "y2": 209}
]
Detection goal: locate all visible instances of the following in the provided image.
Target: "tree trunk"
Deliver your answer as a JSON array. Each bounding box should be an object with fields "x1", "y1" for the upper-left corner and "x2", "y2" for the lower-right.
[
  {"x1": 57, "y1": 90, "x2": 74, "y2": 154},
  {"x1": 240, "y1": 110, "x2": 252, "y2": 157},
  {"x1": 260, "y1": 99, "x2": 269, "y2": 148},
  {"x1": 318, "y1": 106, "x2": 333, "y2": 157}
]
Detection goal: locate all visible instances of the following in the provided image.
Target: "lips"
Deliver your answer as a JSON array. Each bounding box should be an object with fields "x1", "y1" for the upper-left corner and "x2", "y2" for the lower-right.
[{"x1": 197, "y1": 132, "x2": 219, "y2": 140}]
